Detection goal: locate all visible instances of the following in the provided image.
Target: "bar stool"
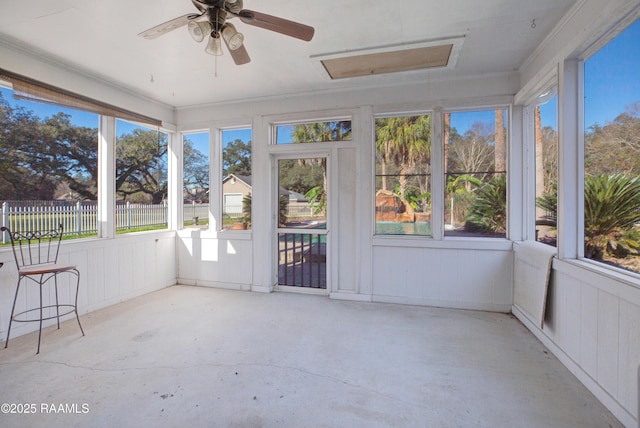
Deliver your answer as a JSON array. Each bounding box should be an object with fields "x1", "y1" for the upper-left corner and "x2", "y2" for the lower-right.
[{"x1": 2, "y1": 225, "x2": 84, "y2": 354}]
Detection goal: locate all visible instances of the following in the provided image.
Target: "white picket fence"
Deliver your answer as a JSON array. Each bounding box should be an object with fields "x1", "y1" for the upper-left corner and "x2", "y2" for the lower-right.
[{"x1": 0, "y1": 201, "x2": 169, "y2": 243}]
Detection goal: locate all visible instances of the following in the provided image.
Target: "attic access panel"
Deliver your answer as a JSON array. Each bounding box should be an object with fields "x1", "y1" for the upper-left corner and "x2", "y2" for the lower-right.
[{"x1": 313, "y1": 37, "x2": 464, "y2": 80}]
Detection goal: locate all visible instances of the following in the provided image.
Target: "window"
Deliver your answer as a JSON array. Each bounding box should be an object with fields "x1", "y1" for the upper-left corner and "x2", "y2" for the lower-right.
[
  {"x1": 583, "y1": 18, "x2": 640, "y2": 273},
  {"x1": 374, "y1": 115, "x2": 432, "y2": 236},
  {"x1": 274, "y1": 119, "x2": 352, "y2": 144},
  {"x1": 533, "y1": 90, "x2": 558, "y2": 246},
  {"x1": 444, "y1": 109, "x2": 507, "y2": 238},
  {"x1": 183, "y1": 132, "x2": 209, "y2": 228},
  {"x1": 115, "y1": 120, "x2": 168, "y2": 233},
  {"x1": 0, "y1": 85, "x2": 99, "y2": 240},
  {"x1": 222, "y1": 127, "x2": 252, "y2": 230}
]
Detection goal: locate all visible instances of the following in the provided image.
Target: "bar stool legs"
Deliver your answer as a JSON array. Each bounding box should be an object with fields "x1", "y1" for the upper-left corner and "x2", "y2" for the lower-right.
[{"x1": 4, "y1": 270, "x2": 84, "y2": 354}]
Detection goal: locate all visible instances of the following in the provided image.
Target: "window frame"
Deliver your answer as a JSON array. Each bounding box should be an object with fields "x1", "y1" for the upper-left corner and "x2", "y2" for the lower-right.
[
  {"x1": 442, "y1": 106, "x2": 510, "y2": 240},
  {"x1": 575, "y1": 16, "x2": 640, "y2": 278},
  {"x1": 523, "y1": 83, "x2": 559, "y2": 246},
  {"x1": 216, "y1": 124, "x2": 253, "y2": 233},
  {"x1": 372, "y1": 111, "x2": 434, "y2": 238}
]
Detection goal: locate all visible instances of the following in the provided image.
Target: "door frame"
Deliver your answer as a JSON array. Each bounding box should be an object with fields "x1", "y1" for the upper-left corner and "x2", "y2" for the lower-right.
[{"x1": 271, "y1": 150, "x2": 331, "y2": 294}]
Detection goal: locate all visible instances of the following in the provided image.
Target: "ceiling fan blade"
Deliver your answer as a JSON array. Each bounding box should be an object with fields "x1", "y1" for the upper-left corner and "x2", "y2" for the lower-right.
[
  {"x1": 222, "y1": 37, "x2": 251, "y2": 65},
  {"x1": 138, "y1": 13, "x2": 200, "y2": 40},
  {"x1": 238, "y1": 10, "x2": 314, "y2": 42}
]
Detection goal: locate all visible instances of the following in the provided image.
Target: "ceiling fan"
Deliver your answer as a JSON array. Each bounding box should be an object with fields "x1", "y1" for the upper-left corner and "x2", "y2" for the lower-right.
[{"x1": 138, "y1": 0, "x2": 314, "y2": 65}]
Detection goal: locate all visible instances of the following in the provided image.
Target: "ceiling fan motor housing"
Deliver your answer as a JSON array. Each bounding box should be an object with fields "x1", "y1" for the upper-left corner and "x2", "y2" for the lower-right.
[{"x1": 209, "y1": 8, "x2": 227, "y2": 37}]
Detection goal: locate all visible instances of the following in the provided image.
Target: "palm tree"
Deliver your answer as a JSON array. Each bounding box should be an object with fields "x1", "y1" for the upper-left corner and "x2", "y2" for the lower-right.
[
  {"x1": 465, "y1": 174, "x2": 507, "y2": 235},
  {"x1": 584, "y1": 174, "x2": 640, "y2": 259},
  {"x1": 537, "y1": 174, "x2": 640, "y2": 259},
  {"x1": 375, "y1": 116, "x2": 431, "y2": 200}
]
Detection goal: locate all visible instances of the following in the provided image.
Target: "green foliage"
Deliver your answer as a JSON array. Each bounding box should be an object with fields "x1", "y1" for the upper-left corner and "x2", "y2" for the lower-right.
[
  {"x1": 584, "y1": 174, "x2": 640, "y2": 259},
  {"x1": 446, "y1": 174, "x2": 483, "y2": 195},
  {"x1": 279, "y1": 194, "x2": 289, "y2": 226},
  {"x1": 0, "y1": 93, "x2": 98, "y2": 200},
  {"x1": 290, "y1": 120, "x2": 351, "y2": 143},
  {"x1": 445, "y1": 174, "x2": 483, "y2": 226},
  {"x1": 536, "y1": 180, "x2": 557, "y2": 225},
  {"x1": 406, "y1": 189, "x2": 431, "y2": 211},
  {"x1": 375, "y1": 116, "x2": 431, "y2": 199},
  {"x1": 223, "y1": 139, "x2": 251, "y2": 177},
  {"x1": 464, "y1": 175, "x2": 507, "y2": 235},
  {"x1": 537, "y1": 174, "x2": 640, "y2": 260},
  {"x1": 241, "y1": 193, "x2": 253, "y2": 226},
  {"x1": 304, "y1": 185, "x2": 326, "y2": 215},
  {"x1": 242, "y1": 193, "x2": 288, "y2": 226}
]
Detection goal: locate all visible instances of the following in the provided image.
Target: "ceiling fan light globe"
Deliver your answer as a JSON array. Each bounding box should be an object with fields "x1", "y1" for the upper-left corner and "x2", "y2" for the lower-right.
[
  {"x1": 222, "y1": 24, "x2": 244, "y2": 51},
  {"x1": 205, "y1": 36, "x2": 224, "y2": 56},
  {"x1": 188, "y1": 21, "x2": 211, "y2": 43}
]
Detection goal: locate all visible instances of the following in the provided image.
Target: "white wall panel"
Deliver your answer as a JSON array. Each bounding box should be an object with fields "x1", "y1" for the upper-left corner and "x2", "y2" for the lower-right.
[
  {"x1": 372, "y1": 245, "x2": 513, "y2": 311},
  {"x1": 176, "y1": 230, "x2": 253, "y2": 290},
  {"x1": 514, "y1": 258, "x2": 640, "y2": 427},
  {"x1": 619, "y1": 300, "x2": 640, "y2": 416},
  {"x1": 597, "y1": 289, "x2": 620, "y2": 398},
  {"x1": 0, "y1": 231, "x2": 176, "y2": 342},
  {"x1": 336, "y1": 148, "x2": 357, "y2": 293},
  {"x1": 580, "y1": 283, "x2": 599, "y2": 375}
]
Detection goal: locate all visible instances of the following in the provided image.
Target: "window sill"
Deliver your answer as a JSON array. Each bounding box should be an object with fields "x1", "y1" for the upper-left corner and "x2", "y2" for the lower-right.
[
  {"x1": 372, "y1": 235, "x2": 512, "y2": 251},
  {"x1": 177, "y1": 228, "x2": 252, "y2": 241},
  {"x1": 553, "y1": 257, "x2": 640, "y2": 295}
]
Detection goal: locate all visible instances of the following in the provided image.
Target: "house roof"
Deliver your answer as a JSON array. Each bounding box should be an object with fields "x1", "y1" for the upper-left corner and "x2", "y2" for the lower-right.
[
  {"x1": 0, "y1": 0, "x2": 575, "y2": 109},
  {"x1": 223, "y1": 174, "x2": 252, "y2": 187}
]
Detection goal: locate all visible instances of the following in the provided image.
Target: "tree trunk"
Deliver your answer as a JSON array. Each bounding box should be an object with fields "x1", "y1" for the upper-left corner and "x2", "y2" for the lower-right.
[
  {"x1": 399, "y1": 167, "x2": 408, "y2": 200},
  {"x1": 381, "y1": 158, "x2": 388, "y2": 191},
  {"x1": 494, "y1": 109, "x2": 506, "y2": 173},
  {"x1": 444, "y1": 113, "x2": 451, "y2": 175},
  {"x1": 535, "y1": 106, "x2": 545, "y2": 220}
]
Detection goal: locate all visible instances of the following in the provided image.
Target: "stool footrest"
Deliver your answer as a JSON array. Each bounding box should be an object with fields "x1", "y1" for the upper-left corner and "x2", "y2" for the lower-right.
[{"x1": 12, "y1": 304, "x2": 78, "y2": 323}]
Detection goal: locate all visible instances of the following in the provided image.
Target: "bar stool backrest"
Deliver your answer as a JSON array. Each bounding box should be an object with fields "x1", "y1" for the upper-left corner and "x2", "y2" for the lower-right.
[{"x1": 1, "y1": 225, "x2": 64, "y2": 269}]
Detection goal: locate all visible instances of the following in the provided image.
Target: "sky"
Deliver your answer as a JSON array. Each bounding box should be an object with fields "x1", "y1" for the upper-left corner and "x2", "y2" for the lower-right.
[{"x1": 1, "y1": 18, "x2": 638, "y2": 153}]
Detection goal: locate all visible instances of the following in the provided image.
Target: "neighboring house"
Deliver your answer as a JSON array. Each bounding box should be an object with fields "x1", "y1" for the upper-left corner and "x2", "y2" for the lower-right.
[
  {"x1": 222, "y1": 174, "x2": 312, "y2": 218},
  {"x1": 222, "y1": 174, "x2": 252, "y2": 217}
]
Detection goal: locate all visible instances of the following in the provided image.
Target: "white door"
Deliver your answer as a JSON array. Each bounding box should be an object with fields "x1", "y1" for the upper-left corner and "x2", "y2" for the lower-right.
[{"x1": 275, "y1": 157, "x2": 328, "y2": 290}]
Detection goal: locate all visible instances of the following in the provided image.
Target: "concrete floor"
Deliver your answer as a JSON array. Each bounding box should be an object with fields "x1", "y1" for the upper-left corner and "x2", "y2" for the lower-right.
[{"x1": 0, "y1": 285, "x2": 623, "y2": 428}]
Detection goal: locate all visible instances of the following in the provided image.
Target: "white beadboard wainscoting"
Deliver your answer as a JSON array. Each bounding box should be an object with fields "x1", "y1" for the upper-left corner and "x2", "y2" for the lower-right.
[{"x1": 514, "y1": 242, "x2": 640, "y2": 428}]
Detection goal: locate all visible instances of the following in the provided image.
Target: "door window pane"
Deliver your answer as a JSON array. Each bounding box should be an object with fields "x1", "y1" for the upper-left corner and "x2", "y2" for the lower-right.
[{"x1": 277, "y1": 157, "x2": 327, "y2": 289}]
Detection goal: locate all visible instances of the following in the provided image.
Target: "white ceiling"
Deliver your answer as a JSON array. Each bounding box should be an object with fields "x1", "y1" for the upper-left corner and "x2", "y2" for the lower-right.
[{"x1": 0, "y1": 0, "x2": 576, "y2": 109}]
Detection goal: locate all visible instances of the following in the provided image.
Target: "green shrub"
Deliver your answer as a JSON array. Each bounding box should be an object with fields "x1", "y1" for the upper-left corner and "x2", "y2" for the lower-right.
[
  {"x1": 464, "y1": 175, "x2": 506, "y2": 234},
  {"x1": 584, "y1": 174, "x2": 640, "y2": 259}
]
